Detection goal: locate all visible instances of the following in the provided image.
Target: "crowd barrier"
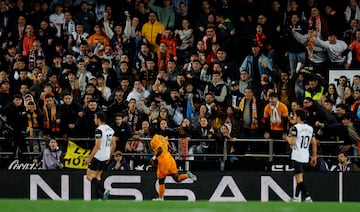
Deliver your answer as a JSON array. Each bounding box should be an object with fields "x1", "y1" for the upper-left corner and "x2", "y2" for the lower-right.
[{"x1": 0, "y1": 136, "x2": 347, "y2": 171}]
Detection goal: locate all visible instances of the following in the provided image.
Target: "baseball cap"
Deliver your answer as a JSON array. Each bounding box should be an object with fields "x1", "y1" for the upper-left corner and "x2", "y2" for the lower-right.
[
  {"x1": 231, "y1": 81, "x2": 239, "y2": 86},
  {"x1": 88, "y1": 76, "x2": 97, "y2": 81}
]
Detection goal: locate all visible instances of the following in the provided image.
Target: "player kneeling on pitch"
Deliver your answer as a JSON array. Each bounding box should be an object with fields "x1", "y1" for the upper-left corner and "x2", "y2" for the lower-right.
[
  {"x1": 150, "y1": 134, "x2": 197, "y2": 201},
  {"x1": 286, "y1": 110, "x2": 317, "y2": 202}
]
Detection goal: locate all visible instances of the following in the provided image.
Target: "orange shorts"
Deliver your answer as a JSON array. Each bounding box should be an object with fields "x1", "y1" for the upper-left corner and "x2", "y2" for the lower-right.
[{"x1": 156, "y1": 154, "x2": 178, "y2": 179}]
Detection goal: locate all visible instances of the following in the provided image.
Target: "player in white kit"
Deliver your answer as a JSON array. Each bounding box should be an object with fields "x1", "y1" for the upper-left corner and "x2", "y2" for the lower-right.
[
  {"x1": 84, "y1": 111, "x2": 116, "y2": 200},
  {"x1": 286, "y1": 110, "x2": 317, "y2": 202}
]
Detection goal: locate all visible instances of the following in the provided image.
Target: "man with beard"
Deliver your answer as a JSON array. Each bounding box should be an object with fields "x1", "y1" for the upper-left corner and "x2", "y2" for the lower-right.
[{"x1": 304, "y1": 77, "x2": 325, "y2": 102}]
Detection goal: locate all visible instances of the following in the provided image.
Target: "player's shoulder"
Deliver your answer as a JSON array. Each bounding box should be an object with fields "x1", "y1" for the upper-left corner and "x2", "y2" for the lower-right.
[{"x1": 303, "y1": 122, "x2": 313, "y2": 129}]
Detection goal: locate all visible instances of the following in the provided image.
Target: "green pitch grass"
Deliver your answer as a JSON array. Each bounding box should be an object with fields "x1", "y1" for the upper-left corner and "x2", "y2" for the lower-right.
[{"x1": 2, "y1": 200, "x2": 360, "y2": 212}]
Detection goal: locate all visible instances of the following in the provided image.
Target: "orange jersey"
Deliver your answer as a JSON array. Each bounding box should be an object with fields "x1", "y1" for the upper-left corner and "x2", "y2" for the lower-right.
[
  {"x1": 150, "y1": 134, "x2": 178, "y2": 178},
  {"x1": 150, "y1": 134, "x2": 170, "y2": 156},
  {"x1": 349, "y1": 40, "x2": 360, "y2": 62},
  {"x1": 263, "y1": 102, "x2": 289, "y2": 131}
]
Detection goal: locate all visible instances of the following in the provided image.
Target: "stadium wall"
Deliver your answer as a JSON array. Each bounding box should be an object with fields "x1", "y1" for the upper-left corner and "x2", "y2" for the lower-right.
[{"x1": 1, "y1": 170, "x2": 360, "y2": 202}]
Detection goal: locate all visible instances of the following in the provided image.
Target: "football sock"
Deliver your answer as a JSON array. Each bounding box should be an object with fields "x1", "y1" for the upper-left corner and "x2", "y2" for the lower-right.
[
  {"x1": 301, "y1": 182, "x2": 310, "y2": 197},
  {"x1": 159, "y1": 184, "x2": 165, "y2": 198},
  {"x1": 91, "y1": 179, "x2": 99, "y2": 199},
  {"x1": 91, "y1": 179, "x2": 105, "y2": 199},
  {"x1": 295, "y1": 182, "x2": 302, "y2": 197}
]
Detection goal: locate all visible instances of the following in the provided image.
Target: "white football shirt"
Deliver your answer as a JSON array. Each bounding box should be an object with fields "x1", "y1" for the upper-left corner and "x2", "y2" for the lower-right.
[
  {"x1": 290, "y1": 123, "x2": 314, "y2": 163},
  {"x1": 94, "y1": 124, "x2": 114, "y2": 161}
]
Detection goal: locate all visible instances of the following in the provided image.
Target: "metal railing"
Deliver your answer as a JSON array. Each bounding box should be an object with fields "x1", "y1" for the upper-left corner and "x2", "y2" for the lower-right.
[{"x1": 0, "y1": 137, "x2": 347, "y2": 169}]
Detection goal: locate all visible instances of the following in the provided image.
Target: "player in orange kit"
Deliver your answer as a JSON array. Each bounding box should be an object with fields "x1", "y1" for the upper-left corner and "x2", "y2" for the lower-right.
[{"x1": 149, "y1": 134, "x2": 197, "y2": 201}]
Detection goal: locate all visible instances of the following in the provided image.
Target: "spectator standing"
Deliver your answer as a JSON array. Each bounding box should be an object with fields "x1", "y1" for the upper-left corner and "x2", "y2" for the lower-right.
[
  {"x1": 292, "y1": 28, "x2": 327, "y2": 78},
  {"x1": 124, "y1": 98, "x2": 141, "y2": 133},
  {"x1": 239, "y1": 43, "x2": 273, "y2": 95},
  {"x1": 304, "y1": 77, "x2": 325, "y2": 102},
  {"x1": 238, "y1": 87, "x2": 261, "y2": 139},
  {"x1": 352, "y1": 88, "x2": 360, "y2": 119},
  {"x1": 141, "y1": 12, "x2": 165, "y2": 52},
  {"x1": 166, "y1": 88, "x2": 184, "y2": 127},
  {"x1": 61, "y1": 11, "x2": 76, "y2": 47},
  {"x1": 283, "y1": 13, "x2": 307, "y2": 78},
  {"x1": 110, "y1": 113, "x2": 132, "y2": 153},
  {"x1": 68, "y1": 23, "x2": 89, "y2": 54},
  {"x1": 124, "y1": 12, "x2": 140, "y2": 39},
  {"x1": 339, "y1": 113, "x2": 360, "y2": 160},
  {"x1": 126, "y1": 80, "x2": 150, "y2": 108},
  {"x1": 0, "y1": 0, "x2": 12, "y2": 44},
  {"x1": 73, "y1": 1, "x2": 95, "y2": 34},
  {"x1": 18, "y1": 24, "x2": 36, "y2": 58},
  {"x1": 148, "y1": 0, "x2": 176, "y2": 29},
  {"x1": 79, "y1": 98, "x2": 100, "y2": 140},
  {"x1": 263, "y1": 92, "x2": 289, "y2": 153},
  {"x1": 344, "y1": 0, "x2": 360, "y2": 27},
  {"x1": 42, "y1": 94, "x2": 60, "y2": 140},
  {"x1": 8, "y1": 15, "x2": 26, "y2": 47},
  {"x1": 87, "y1": 23, "x2": 110, "y2": 57},
  {"x1": 106, "y1": 88, "x2": 128, "y2": 124},
  {"x1": 49, "y1": 3, "x2": 65, "y2": 38},
  {"x1": 1, "y1": 94, "x2": 28, "y2": 157},
  {"x1": 343, "y1": 19, "x2": 358, "y2": 45},
  {"x1": 57, "y1": 92, "x2": 83, "y2": 147},
  {"x1": 315, "y1": 34, "x2": 351, "y2": 69},
  {"x1": 174, "y1": 2, "x2": 192, "y2": 30},
  {"x1": 307, "y1": 6, "x2": 329, "y2": 40},
  {"x1": 204, "y1": 71, "x2": 228, "y2": 110}
]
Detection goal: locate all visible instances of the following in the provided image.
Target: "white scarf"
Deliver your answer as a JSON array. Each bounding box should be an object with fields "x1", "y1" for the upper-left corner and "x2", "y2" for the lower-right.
[{"x1": 270, "y1": 101, "x2": 281, "y2": 123}]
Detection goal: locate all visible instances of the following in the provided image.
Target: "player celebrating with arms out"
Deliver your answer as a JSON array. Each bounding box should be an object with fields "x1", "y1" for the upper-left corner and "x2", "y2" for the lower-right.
[
  {"x1": 150, "y1": 134, "x2": 197, "y2": 201},
  {"x1": 84, "y1": 111, "x2": 117, "y2": 200},
  {"x1": 286, "y1": 110, "x2": 317, "y2": 202}
]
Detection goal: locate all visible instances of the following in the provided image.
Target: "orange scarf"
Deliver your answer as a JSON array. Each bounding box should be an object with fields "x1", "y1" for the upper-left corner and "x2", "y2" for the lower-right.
[
  {"x1": 307, "y1": 35, "x2": 316, "y2": 60},
  {"x1": 43, "y1": 102, "x2": 60, "y2": 132},
  {"x1": 27, "y1": 112, "x2": 38, "y2": 138}
]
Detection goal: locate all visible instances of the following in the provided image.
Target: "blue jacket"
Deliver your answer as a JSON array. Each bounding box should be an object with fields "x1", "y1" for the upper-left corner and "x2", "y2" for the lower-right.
[{"x1": 239, "y1": 54, "x2": 273, "y2": 80}]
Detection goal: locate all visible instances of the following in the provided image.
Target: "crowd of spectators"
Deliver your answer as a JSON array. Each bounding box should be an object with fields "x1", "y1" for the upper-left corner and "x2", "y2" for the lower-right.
[{"x1": 0, "y1": 0, "x2": 359, "y2": 168}]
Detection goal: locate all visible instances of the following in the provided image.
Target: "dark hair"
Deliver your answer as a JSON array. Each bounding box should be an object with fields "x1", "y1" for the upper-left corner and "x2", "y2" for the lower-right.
[
  {"x1": 88, "y1": 98, "x2": 98, "y2": 104},
  {"x1": 338, "y1": 151, "x2": 348, "y2": 157},
  {"x1": 342, "y1": 112, "x2": 355, "y2": 122},
  {"x1": 295, "y1": 109, "x2": 306, "y2": 121},
  {"x1": 324, "y1": 98, "x2": 334, "y2": 105},
  {"x1": 95, "y1": 111, "x2": 106, "y2": 122},
  {"x1": 115, "y1": 112, "x2": 123, "y2": 118},
  {"x1": 303, "y1": 97, "x2": 313, "y2": 102},
  {"x1": 244, "y1": 86, "x2": 254, "y2": 92},
  {"x1": 12, "y1": 93, "x2": 22, "y2": 100},
  {"x1": 326, "y1": 83, "x2": 339, "y2": 100},
  {"x1": 336, "y1": 103, "x2": 349, "y2": 111},
  {"x1": 268, "y1": 92, "x2": 279, "y2": 98}
]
